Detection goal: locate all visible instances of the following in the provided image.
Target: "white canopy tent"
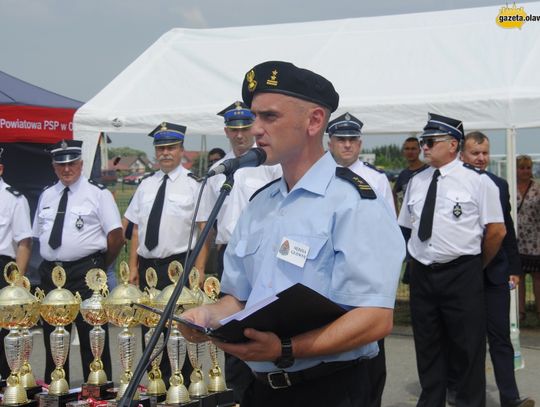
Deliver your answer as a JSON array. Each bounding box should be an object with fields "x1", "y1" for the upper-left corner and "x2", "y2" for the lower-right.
[{"x1": 74, "y1": 2, "x2": 540, "y2": 186}]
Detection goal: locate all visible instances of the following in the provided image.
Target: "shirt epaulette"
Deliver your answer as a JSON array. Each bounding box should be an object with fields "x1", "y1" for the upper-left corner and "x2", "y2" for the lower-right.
[
  {"x1": 141, "y1": 171, "x2": 155, "y2": 181},
  {"x1": 42, "y1": 183, "x2": 54, "y2": 191},
  {"x1": 249, "y1": 178, "x2": 281, "y2": 202},
  {"x1": 336, "y1": 167, "x2": 377, "y2": 199},
  {"x1": 88, "y1": 179, "x2": 107, "y2": 190},
  {"x1": 463, "y1": 162, "x2": 485, "y2": 174},
  {"x1": 6, "y1": 186, "x2": 22, "y2": 197},
  {"x1": 363, "y1": 161, "x2": 385, "y2": 174}
]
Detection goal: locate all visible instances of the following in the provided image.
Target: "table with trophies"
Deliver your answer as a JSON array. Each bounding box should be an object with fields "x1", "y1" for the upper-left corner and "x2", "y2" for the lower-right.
[{"x1": 0, "y1": 260, "x2": 235, "y2": 407}]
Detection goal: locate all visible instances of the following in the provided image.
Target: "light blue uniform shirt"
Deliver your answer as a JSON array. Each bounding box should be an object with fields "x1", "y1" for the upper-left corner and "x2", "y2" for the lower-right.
[{"x1": 221, "y1": 152, "x2": 405, "y2": 373}]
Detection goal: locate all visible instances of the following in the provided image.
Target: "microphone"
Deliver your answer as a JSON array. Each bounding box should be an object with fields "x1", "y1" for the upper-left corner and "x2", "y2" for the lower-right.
[{"x1": 206, "y1": 147, "x2": 267, "y2": 177}]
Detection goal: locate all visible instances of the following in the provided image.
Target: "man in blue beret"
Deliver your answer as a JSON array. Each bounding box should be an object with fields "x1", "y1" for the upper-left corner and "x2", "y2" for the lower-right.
[{"x1": 182, "y1": 61, "x2": 405, "y2": 407}]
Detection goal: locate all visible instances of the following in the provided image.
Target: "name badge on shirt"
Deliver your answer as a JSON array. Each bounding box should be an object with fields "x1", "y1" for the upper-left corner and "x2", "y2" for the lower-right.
[{"x1": 277, "y1": 237, "x2": 310, "y2": 268}]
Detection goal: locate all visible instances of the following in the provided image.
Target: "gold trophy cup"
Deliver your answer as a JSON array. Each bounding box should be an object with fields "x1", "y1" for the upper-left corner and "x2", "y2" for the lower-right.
[
  {"x1": 0, "y1": 262, "x2": 41, "y2": 405},
  {"x1": 140, "y1": 267, "x2": 166, "y2": 397},
  {"x1": 80, "y1": 268, "x2": 114, "y2": 399},
  {"x1": 39, "y1": 266, "x2": 81, "y2": 396},
  {"x1": 154, "y1": 261, "x2": 195, "y2": 404},
  {"x1": 102, "y1": 261, "x2": 143, "y2": 401}
]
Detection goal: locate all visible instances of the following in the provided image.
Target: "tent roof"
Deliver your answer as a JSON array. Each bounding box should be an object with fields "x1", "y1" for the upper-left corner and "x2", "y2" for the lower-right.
[
  {"x1": 74, "y1": 2, "x2": 540, "y2": 169},
  {"x1": 0, "y1": 70, "x2": 82, "y2": 109}
]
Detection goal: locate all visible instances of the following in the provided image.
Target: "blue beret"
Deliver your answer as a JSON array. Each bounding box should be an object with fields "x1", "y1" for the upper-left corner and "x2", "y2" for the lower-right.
[
  {"x1": 50, "y1": 139, "x2": 82, "y2": 163},
  {"x1": 421, "y1": 113, "x2": 464, "y2": 141},
  {"x1": 242, "y1": 61, "x2": 339, "y2": 112},
  {"x1": 149, "y1": 122, "x2": 186, "y2": 146},
  {"x1": 217, "y1": 101, "x2": 254, "y2": 128}
]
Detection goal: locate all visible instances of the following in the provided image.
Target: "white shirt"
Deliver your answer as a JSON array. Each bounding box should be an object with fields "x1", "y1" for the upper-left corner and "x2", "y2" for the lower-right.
[
  {"x1": 124, "y1": 165, "x2": 200, "y2": 258},
  {"x1": 348, "y1": 159, "x2": 396, "y2": 214},
  {"x1": 0, "y1": 178, "x2": 32, "y2": 258},
  {"x1": 33, "y1": 176, "x2": 122, "y2": 261},
  {"x1": 196, "y1": 149, "x2": 282, "y2": 244},
  {"x1": 398, "y1": 158, "x2": 503, "y2": 265}
]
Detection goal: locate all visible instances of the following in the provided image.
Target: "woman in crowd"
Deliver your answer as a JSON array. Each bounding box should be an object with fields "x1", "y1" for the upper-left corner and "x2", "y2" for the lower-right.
[{"x1": 516, "y1": 155, "x2": 540, "y2": 321}]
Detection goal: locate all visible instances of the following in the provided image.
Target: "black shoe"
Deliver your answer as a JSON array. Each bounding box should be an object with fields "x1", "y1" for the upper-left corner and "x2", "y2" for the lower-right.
[
  {"x1": 501, "y1": 397, "x2": 535, "y2": 407},
  {"x1": 447, "y1": 389, "x2": 456, "y2": 406}
]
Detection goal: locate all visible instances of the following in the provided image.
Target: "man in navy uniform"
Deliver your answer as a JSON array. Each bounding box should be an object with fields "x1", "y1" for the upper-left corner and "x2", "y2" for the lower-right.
[
  {"x1": 0, "y1": 147, "x2": 33, "y2": 379},
  {"x1": 181, "y1": 61, "x2": 405, "y2": 407},
  {"x1": 456, "y1": 131, "x2": 533, "y2": 407},
  {"x1": 33, "y1": 139, "x2": 124, "y2": 383},
  {"x1": 398, "y1": 113, "x2": 506, "y2": 407}
]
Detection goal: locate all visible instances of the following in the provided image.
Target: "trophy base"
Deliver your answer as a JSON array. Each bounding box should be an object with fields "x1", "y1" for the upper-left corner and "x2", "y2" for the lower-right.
[
  {"x1": 37, "y1": 389, "x2": 79, "y2": 407},
  {"x1": 211, "y1": 389, "x2": 235, "y2": 407},
  {"x1": 157, "y1": 401, "x2": 199, "y2": 407},
  {"x1": 142, "y1": 393, "x2": 166, "y2": 407},
  {"x1": 81, "y1": 381, "x2": 115, "y2": 400},
  {"x1": 26, "y1": 385, "x2": 45, "y2": 401},
  {"x1": 106, "y1": 396, "x2": 151, "y2": 407},
  {"x1": 2, "y1": 399, "x2": 39, "y2": 407},
  {"x1": 192, "y1": 393, "x2": 217, "y2": 407}
]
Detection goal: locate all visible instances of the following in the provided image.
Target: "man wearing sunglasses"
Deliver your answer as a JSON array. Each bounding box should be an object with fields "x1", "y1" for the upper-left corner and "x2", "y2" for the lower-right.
[{"x1": 398, "y1": 113, "x2": 506, "y2": 407}]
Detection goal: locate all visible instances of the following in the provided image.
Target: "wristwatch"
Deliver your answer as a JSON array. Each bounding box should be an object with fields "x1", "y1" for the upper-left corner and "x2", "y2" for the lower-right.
[{"x1": 274, "y1": 337, "x2": 295, "y2": 368}]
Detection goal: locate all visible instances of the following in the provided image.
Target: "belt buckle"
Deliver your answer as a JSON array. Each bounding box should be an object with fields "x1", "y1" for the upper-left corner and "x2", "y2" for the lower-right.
[{"x1": 267, "y1": 371, "x2": 292, "y2": 389}]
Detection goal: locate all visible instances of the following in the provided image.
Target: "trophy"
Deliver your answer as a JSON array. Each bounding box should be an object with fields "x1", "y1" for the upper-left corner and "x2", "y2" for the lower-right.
[
  {"x1": 38, "y1": 266, "x2": 81, "y2": 407},
  {"x1": 19, "y1": 276, "x2": 43, "y2": 400},
  {"x1": 80, "y1": 268, "x2": 114, "y2": 400},
  {"x1": 139, "y1": 267, "x2": 166, "y2": 399},
  {"x1": 102, "y1": 262, "x2": 143, "y2": 402},
  {"x1": 0, "y1": 262, "x2": 41, "y2": 406},
  {"x1": 153, "y1": 261, "x2": 195, "y2": 405}
]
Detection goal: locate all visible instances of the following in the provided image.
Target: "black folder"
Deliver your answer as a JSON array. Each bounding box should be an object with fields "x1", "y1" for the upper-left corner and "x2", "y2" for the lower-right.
[{"x1": 138, "y1": 283, "x2": 346, "y2": 343}]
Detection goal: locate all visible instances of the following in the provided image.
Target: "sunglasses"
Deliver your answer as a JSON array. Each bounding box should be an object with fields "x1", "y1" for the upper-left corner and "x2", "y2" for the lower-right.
[{"x1": 419, "y1": 136, "x2": 453, "y2": 149}]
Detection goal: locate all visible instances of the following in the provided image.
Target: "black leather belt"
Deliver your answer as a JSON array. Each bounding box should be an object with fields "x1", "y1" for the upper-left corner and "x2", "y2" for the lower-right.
[
  {"x1": 428, "y1": 254, "x2": 479, "y2": 270},
  {"x1": 0, "y1": 255, "x2": 15, "y2": 263},
  {"x1": 140, "y1": 253, "x2": 186, "y2": 267},
  {"x1": 45, "y1": 251, "x2": 104, "y2": 268},
  {"x1": 254, "y1": 359, "x2": 363, "y2": 389}
]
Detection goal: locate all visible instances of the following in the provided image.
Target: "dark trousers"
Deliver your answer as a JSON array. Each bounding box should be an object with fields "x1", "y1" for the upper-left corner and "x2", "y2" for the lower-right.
[
  {"x1": 410, "y1": 256, "x2": 486, "y2": 407},
  {"x1": 39, "y1": 254, "x2": 112, "y2": 384},
  {"x1": 366, "y1": 339, "x2": 386, "y2": 407},
  {"x1": 241, "y1": 360, "x2": 370, "y2": 407},
  {"x1": 485, "y1": 277, "x2": 520, "y2": 402},
  {"x1": 0, "y1": 255, "x2": 15, "y2": 379},
  {"x1": 447, "y1": 275, "x2": 520, "y2": 403},
  {"x1": 138, "y1": 253, "x2": 192, "y2": 386}
]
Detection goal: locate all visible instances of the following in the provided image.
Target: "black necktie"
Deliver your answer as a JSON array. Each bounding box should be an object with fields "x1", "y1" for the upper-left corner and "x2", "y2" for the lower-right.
[
  {"x1": 418, "y1": 169, "x2": 441, "y2": 242},
  {"x1": 145, "y1": 174, "x2": 168, "y2": 251},
  {"x1": 48, "y1": 187, "x2": 69, "y2": 249}
]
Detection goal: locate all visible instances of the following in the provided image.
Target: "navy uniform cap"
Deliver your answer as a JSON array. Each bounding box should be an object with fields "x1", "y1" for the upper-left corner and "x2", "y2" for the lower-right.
[
  {"x1": 217, "y1": 101, "x2": 255, "y2": 129},
  {"x1": 421, "y1": 113, "x2": 464, "y2": 141},
  {"x1": 50, "y1": 139, "x2": 83, "y2": 163},
  {"x1": 242, "y1": 61, "x2": 339, "y2": 112},
  {"x1": 149, "y1": 122, "x2": 186, "y2": 146},
  {"x1": 327, "y1": 112, "x2": 363, "y2": 137}
]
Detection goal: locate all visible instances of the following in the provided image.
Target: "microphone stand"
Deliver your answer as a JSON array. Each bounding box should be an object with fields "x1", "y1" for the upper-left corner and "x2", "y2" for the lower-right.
[{"x1": 117, "y1": 173, "x2": 235, "y2": 407}]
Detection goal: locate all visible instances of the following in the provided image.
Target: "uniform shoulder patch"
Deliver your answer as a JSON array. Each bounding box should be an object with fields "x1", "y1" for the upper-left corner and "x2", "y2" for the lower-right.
[
  {"x1": 249, "y1": 178, "x2": 281, "y2": 202},
  {"x1": 88, "y1": 179, "x2": 107, "y2": 189},
  {"x1": 335, "y1": 167, "x2": 377, "y2": 199},
  {"x1": 363, "y1": 161, "x2": 385, "y2": 174},
  {"x1": 463, "y1": 162, "x2": 485, "y2": 174},
  {"x1": 6, "y1": 186, "x2": 22, "y2": 197}
]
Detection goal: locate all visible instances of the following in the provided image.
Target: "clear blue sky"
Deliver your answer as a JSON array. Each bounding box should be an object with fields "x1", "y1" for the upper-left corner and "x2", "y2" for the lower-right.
[{"x1": 1, "y1": 0, "x2": 537, "y2": 158}]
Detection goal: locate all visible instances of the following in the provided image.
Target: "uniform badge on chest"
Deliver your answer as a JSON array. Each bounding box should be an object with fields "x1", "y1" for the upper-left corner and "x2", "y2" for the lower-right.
[
  {"x1": 75, "y1": 215, "x2": 84, "y2": 230},
  {"x1": 453, "y1": 203, "x2": 462, "y2": 218}
]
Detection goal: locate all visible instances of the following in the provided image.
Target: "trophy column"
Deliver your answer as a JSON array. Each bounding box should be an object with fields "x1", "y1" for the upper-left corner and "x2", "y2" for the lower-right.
[
  {"x1": 38, "y1": 266, "x2": 81, "y2": 407},
  {"x1": 80, "y1": 268, "x2": 114, "y2": 400}
]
